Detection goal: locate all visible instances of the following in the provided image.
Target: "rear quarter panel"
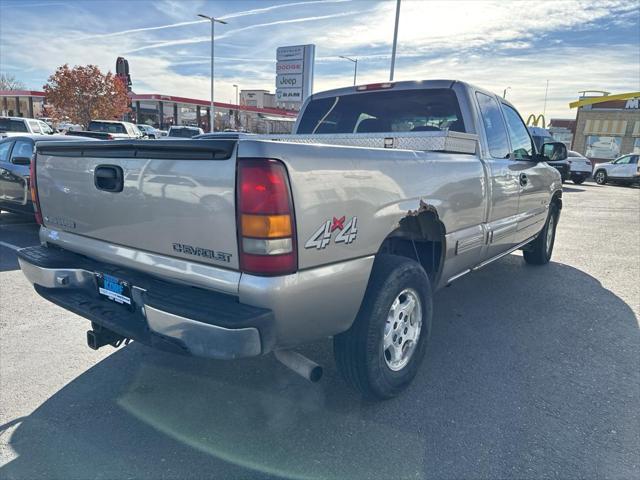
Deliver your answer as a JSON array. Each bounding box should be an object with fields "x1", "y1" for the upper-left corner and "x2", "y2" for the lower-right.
[{"x1": 238, "y1": 140, "x2": 487, "y2": 271}]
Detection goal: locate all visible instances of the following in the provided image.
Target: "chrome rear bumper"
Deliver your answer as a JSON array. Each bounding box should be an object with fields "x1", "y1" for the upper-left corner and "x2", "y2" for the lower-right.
[{"x1": 18, "y1": 246, "x2": 272, "y2": 359}]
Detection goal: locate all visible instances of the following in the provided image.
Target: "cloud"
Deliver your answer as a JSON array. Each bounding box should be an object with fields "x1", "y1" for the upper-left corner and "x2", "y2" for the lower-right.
[
  {"x1": 0, "y1": 0, "x2": 638, "y2": 120},
  {"x1": 123, "y1": 10, "x2": 369, "y2": 54},
  {"x1": 80, "y1": 0, "x2": 353, "y2": 41}
]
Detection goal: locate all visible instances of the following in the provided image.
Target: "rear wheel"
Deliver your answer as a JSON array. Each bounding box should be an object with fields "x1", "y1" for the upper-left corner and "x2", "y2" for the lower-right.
[
  {"x1": 594, "y1": 170, "x2": 607, "y2": 185},
  {"x1": 334, "y1": 255, "x2": 432, "y2": 400},
  {"x1": 523, "y1": 203, "x2": 558, "y2": 265},
  {"x1": 572, "y1": 176, "x2": 586, "y2": 185}
]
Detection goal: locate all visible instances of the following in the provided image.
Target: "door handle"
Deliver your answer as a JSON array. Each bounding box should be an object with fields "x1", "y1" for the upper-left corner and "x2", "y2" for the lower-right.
[
  {"x1": 519, "y1": 173, "x2": 528, "y2": 187},
  {"x1": 94, "y1": 165, "x2": 123, "y2": 192}
]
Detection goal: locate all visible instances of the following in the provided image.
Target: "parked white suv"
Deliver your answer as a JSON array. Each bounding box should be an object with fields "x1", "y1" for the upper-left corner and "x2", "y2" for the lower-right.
[
  {"x1": 0, "y1": 116, "x2": 55, "y2": 137},
  {"x1": 593, "y1": 154, "x2": 640, "y2": 186},
  {"x1": 566, "y1": 150, "x2": 592, "y2": 184}
]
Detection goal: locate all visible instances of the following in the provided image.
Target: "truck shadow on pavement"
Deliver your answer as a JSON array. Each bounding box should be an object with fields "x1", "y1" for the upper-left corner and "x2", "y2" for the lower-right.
[{"x1": 1, "y1": 255, "x2": 638, "y2": 480}]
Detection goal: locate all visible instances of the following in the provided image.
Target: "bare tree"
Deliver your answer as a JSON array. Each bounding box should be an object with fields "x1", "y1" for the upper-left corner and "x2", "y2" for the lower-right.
[{"x1": 0, "y1": 73, "x2": 25, "y2": 90}]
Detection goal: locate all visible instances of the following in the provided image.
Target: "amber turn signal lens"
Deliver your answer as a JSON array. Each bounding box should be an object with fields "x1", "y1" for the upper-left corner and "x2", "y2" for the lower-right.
[{"x1": 241, "y1": 214, "x2": 292, "y2": 238}]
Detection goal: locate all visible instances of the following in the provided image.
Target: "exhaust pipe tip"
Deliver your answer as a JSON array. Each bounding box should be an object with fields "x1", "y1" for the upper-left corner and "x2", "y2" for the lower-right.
[
  {"x1": 274, "y1": 349, "x2": 323, "y2": 383},
  {"x1": 309, "y1": 365, "x2": 323, "y2": 383}
]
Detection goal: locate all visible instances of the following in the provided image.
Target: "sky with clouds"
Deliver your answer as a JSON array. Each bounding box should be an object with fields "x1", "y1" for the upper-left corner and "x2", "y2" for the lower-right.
[{"x1": 1, "y1": 0, "x2": 639, "y2": 119}]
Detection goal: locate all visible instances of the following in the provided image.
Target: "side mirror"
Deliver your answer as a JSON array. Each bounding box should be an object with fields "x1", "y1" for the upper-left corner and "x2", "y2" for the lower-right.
[
  {"x1": 541, "y1": 142, "x2": 567, "y2": 162},
  {"x1": 12, "y1": 156, "x2": 31, "y2": 165}
]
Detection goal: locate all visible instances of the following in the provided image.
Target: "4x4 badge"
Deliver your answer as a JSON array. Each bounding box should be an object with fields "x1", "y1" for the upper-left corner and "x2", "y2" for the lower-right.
[{"x1": 305, "y1": 216, "x2": 358, "y2": 250}]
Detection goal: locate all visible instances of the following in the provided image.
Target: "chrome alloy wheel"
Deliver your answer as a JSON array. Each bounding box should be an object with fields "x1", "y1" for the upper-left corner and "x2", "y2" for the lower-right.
[{"x1": 383, "y1": 288, "x2": 422, "y2": 371}]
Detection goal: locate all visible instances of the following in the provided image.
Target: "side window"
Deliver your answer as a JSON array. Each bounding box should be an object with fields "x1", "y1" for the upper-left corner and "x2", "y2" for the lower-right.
[
  {"x1": 28, "y1": 120, "x2": 42, "y2": 134},
  {"x1": 39, "y1": 122, "x2": 53, "y2": 134},
  {"x1": 630, "y1": 155, "x2": 639, "y2": 164},
  {"x1": 615, "y1": 156, "x2": 630, "y2": 165},
  {"x1": 475, "y1": 92, "x2": 510, "y2": 158},
  {"x1": 0, "y1": 142, "x2": 12, "y2": 162},
  {"x1": 502, "y1": 104, "x2": 534, "y2": 160},
  {"x1": 10, "y1": 140, "x2": 34, "y2": 162}
]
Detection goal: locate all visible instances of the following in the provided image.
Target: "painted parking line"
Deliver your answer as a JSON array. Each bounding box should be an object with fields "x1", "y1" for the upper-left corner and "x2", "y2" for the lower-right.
[{"x1": 0, "y1": 241, "x2": 21, "y2": 251}]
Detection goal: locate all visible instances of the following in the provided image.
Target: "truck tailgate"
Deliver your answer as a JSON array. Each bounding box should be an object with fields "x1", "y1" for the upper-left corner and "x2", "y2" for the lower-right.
[{"x1": 35, "y1": 140, "x2": 240, "y2": 270}]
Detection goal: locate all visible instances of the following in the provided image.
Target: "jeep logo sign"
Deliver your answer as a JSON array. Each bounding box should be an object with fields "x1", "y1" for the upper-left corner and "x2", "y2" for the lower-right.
[
  {"x1": 275, "y1": 44, "x2": 315, "y2": 105},
  {"x1": 277, "y1": 74, "x2": 302, "y2": 88}
]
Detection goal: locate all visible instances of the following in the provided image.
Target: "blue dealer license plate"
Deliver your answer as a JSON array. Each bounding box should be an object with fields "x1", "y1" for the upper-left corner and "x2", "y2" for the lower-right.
[{"x1": 96, "y1": 272, "x2": 132, "y2": 305}]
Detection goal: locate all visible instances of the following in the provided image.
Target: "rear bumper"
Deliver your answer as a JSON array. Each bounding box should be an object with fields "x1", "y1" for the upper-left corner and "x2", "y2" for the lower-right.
[{"x1": 18, "y1": 245, "x2": 273, "y2": 359}]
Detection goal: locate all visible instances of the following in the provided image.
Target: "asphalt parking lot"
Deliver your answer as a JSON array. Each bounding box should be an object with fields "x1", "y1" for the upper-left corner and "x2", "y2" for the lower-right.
[{"x1": 1, "y1": 181, "x2": 638, "y2": 480}]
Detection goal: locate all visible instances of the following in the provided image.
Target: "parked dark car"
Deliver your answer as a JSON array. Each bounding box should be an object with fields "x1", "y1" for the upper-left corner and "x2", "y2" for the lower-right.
[{"x1": 0, "y1": 135, "x2": 94, "y2": 216}]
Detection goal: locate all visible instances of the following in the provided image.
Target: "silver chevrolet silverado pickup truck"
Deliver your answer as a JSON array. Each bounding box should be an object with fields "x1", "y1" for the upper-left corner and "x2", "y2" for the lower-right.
[{"x1": 18, "y1": 80, "x2": 566, "y2": 399}]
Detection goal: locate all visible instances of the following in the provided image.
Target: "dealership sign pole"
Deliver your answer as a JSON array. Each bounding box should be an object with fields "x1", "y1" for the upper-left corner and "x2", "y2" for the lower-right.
[{"x1": 276, "y1": 44, "x2": 315, "y2": 107}]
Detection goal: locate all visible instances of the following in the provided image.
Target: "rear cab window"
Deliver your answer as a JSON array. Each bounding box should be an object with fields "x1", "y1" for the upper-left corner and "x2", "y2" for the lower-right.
[
  {"x1": 296, "y1": 88, "x2": 466, "y2": 134},
  {"x1": 169, "y1": 127, "x2": 198, "y2": 138},
  {"x1": 0, "y1": 118, "x2": 28, "y2": 133},
  {"x1": 88, "y1": 121, "x2": 126, "y2": 134},
  {"x1": 475, "y1": 92, "x2": 510, "y2": 159}
]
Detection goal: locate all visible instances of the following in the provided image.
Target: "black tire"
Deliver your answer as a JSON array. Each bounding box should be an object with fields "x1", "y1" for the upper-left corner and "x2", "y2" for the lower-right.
[
  {"x1": 572, "y1": 176, "x2": 585, "y2": 185},
  {"x1": 523, "y1": 203, "x2": 559, "y2": 265},
  {"x1": 333, "y1": 254, "x2": 432, "y2": 400},
  {"x1": 594, "y1": 170, "x2": 607, "y2": 185}
]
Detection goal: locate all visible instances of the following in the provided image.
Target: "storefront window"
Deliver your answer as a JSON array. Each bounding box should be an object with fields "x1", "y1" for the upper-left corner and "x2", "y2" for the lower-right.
[
  {"x1": 5, "y1": 97, "x2": 17, "y2": 116},
  {"x1": 178, "y1": 104, "x2": 197, "y2": 126},
  {"x1": 633, "y1": 138, "x2": 640, "y2": 154},
  {"x1": 585, "y1": 135, "x2": 622, "y2": 159},
  {"x1": 162, "y1": 102, "x2": 176, "y2": 128},
  {"x1": 33, "y1": 98, "x2": 44, "y2": 118},
  {"x1": 18, "y1": 97, "x2": 30, "y2": 117}
]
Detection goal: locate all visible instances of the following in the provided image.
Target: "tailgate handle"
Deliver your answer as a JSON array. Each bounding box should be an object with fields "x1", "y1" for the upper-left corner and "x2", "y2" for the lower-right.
[{"x1": 94, "y1": 165, "x2": 123, "y2": 192}]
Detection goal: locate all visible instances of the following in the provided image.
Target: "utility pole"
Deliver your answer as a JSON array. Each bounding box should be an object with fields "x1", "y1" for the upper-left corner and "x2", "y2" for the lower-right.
[
  {"x1": 233, "y1": 84, "x2": 239, "y2": 129},
  {"x1": 197, "y1": 13, "x2": 227, "y2": 133},
  {"x1": 339, "y1": 56, "x2": 358, "y2": 85},
  {"x1": 389, "y1": 0, "x2": 401, "y2": 81},
  {"x1": 542, "y1": 79, "x2": 550, "y2": 118}
]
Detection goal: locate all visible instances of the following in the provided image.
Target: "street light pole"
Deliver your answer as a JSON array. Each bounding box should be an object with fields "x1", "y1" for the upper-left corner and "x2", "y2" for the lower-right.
[
  {"x1": 233, "y1": 84, "x2": 239, "y2": 129},
  {"x1": 389, "y1": 0, "x2": 401, "y2": 81},
  {"x1": 198, "y1": 13, "x2": 227, "y2": 133},
  {"x1": 339, "y1": 56, "x2": 358, "y2": 85},
  {"x1": 542, "y1": 79, "x2": 550, "y2": 118}
]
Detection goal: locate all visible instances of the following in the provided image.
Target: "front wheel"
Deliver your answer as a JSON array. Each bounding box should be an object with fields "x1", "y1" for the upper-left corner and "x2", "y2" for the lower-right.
[
  {"x1": 333, "y1": 255, "x2": 432, "y2": 400},
  {"x1": 594, "y1": 170, "x2": 607, "y2": 185},
  {"x1": 523, "y1": 203, "x2": 559, "y2": 265}
]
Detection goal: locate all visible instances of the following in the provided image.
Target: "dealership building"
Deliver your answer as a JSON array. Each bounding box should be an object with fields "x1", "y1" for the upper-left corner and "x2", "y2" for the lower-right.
[
  {"x1": 570, "y1": 91, "x2": 640, "y2": 162},
  {"x1": 0, "y1": 89, "x2": 297, "y2": 134}
]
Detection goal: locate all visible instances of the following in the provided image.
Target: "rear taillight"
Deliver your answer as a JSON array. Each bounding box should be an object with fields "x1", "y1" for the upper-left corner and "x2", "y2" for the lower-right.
[
  {"x1": 107, "y1": 134, "x2": 114, "y2": 140},
  {"x1": 29, "y1": 153, "x2": 43, "y2": 225},
  {"x1": 237, "y1": 159, "x2": 297, "y2": 275}
]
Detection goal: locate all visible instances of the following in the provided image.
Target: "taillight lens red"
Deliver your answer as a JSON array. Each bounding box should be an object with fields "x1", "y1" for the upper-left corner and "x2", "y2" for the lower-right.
[
  {"x1": 238, "y1": 161, "x2": 292, "y2": 214},
  {"x1": 29, "y1": 153, "x2": 43, "y2": 225},
  {"x1": 237, "y1": 159, "x2": 297, "y2": 276}
]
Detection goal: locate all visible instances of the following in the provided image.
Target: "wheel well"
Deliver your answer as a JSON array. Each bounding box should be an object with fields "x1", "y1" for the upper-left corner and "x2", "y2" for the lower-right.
[
  {"x1": 552, "y1": 190, "x2": 563, "y2": 210},
  {"x1": 377, "y1": 210, "x2": 445, "y2": 283}
]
